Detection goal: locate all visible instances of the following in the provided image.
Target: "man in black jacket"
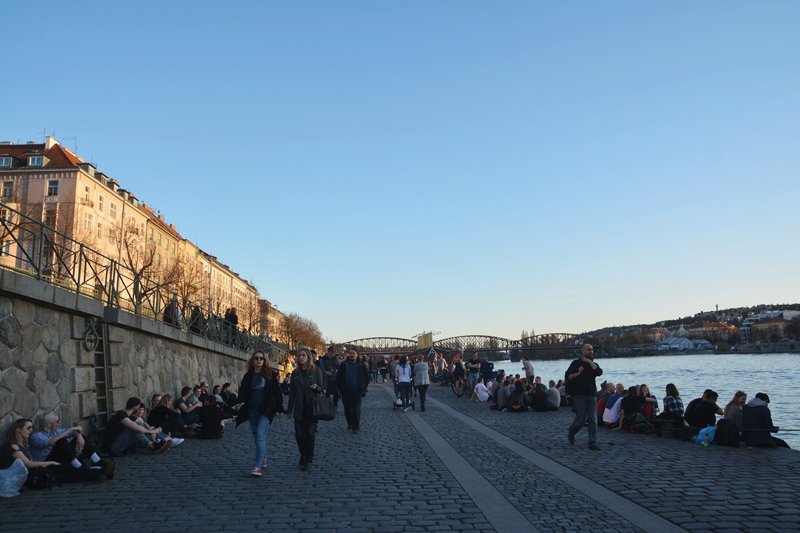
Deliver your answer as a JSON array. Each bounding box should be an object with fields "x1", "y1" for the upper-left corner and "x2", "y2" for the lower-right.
[
  {"x1": 684, "y1": 389, "x2": 722, "y2": 430},
  {"x1": 565, "y1": 344, "x2": 603, "y2": 450},
  {"x1": 318, "y1": 346, "x2": 340, "y2": 409},
  {"x1": 336, "y1": 349, "x2": 369, "y2": 434},
  {"x1": 742, "y1": 393, "x2": 790, "y2": 448}
]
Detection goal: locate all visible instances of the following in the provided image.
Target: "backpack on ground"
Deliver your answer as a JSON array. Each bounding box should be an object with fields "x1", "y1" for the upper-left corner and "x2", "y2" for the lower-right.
[{"x1": 714, "y1": 419, "x2": 740, "y2": 447}]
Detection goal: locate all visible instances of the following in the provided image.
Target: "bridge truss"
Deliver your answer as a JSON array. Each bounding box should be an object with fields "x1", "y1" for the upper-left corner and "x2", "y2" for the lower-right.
[{"x1": 339, "y1": 333, "x2": 586, "y2": 360}]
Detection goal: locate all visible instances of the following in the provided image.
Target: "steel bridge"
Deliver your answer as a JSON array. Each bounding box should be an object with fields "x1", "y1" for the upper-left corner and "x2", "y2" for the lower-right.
[{"x1": 340, "y1": 333, "x2": 587, "y2": 360}]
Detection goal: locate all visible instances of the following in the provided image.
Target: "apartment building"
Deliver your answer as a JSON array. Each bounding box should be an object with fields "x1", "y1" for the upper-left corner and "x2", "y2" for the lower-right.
[{"x1": 0, "y1": 136, "x2": 262, "y2": 332}]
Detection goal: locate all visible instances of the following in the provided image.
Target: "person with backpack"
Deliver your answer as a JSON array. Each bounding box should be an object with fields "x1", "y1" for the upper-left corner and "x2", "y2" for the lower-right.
[{"x1": 565, "y1": 344, "x2": 603, "y2": 451}]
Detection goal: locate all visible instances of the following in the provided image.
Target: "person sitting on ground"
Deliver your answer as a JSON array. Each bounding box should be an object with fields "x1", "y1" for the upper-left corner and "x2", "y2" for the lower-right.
[
  {"x1": 175, "y1": 386, "x2": 202, "y2": 427},
  {"x1": 596, "y1": 381, "x2": 615, "y2": 418},
  {"x1": 742, "y1": 393, "x2": 790, "y2": 448},
  {"x1": 602, "y1": 383, "x2": 625, "y2": 427},
  {"x1": 529, "y1": 382, "x2": 549, "y2": 412},
  {"x1": 496, "y1": 378, "x2": 513, "y2": 411},
  {"x1": 472, "y1": 376, "x2": 490, "y2": 402},
  {"x1": 220, "y1": 382, "x2": 238, "y2": 407},
  {"x1": 106, "y1": 397, "x2": 171, "y2": 456},
  {"x1": 545, "y1": 380, "x2": 561, "y2": 411},
  {"x1": 198, "y1": 393, "x2": 225, "y2": 439},
  {"x1": 723, "y1": 391, "x2": 747, "y2": 432},
  {"x1": 638, "y1": 384, "x2": 659, "y2": 421},
  {"x1": 29, "y1": 413, "x2": 111, "y2": 482},
  {"x1": 654, "y1": 383, "x2": 685, "y2": 437},
  {"x1": 684, "y1": 389, "x2": 722, "y2": 431},
  {"x1": 133, "y1": 404, "x2": 183, "y2": 447},
  {"x1": 507, "y1": 380, "x2": 528, "y2": 412},
  {"x1": 1, "y1": 419, "x2": 60, "y2": 491},
  {"x1": 148, "y1": 394, "x2": 188, "y2": 437},
  {"x1": 616, "y1": 386, "x2": 645, "y2": 431},
  {"x1": 191, "y1": 384, "x2": 205, "y2": 405}
]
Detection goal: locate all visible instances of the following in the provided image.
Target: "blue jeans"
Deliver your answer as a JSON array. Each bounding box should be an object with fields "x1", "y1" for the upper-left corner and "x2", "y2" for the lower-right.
[
  {"x1": 111, "y1": 428, "x2": 150, "y2": 455},
  {"x1": 248, "y1": 409, "x2": 270, "y2": 467},
  {"x1": 569, "y1": 394, "x2": 598, "y2": 445},
  {"x1": 468, "y1": 372, "x2": 479, "y2": 391}
]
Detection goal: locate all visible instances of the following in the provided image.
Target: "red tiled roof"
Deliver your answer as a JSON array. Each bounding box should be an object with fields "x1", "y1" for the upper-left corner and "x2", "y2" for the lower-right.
[{"x1": 0, "y1": 142, "x2": 83, "y2": 169}]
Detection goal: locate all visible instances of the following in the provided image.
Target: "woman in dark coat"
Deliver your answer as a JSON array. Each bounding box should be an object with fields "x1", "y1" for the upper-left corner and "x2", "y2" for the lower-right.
[
  {"x1": 286, "y1": 349, "x2": 324, "y2": 471},
  {"x1": 236, "y1": 350, "x2": 283, "y2": 477}
]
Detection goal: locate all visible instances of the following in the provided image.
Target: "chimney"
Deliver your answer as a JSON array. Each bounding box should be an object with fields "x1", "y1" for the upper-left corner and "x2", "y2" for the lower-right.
[
  {"x1": 107, "y1": 179, "x2": 119, "y2": 192},
  {"x1": 45, "y1": 136, "x2": 58, "y2": 149}
]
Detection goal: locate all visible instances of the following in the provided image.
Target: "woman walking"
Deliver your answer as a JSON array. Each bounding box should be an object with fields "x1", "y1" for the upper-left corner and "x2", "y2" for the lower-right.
[
  {"x1": 236, "y1": 350, "x2": 284, "y2": 477},
  {"x1": 286, "y1": 349, "x2": 324, "y2": 470},
  {"x1": 396, "y1": 355, "x2": 413, "y2": 412}
]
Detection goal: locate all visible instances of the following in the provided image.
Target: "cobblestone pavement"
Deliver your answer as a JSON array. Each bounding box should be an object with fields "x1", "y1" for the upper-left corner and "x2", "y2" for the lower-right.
[
  {"x1": 425, "y1": 383, "x2": 800, "y2": 533},
  {"x1": 2, "y1": 382, "x2": 798, "y2": 532}
]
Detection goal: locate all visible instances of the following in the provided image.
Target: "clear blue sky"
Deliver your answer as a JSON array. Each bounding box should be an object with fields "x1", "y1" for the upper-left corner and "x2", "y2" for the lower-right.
[{"x1": 2, "y1": 2, "x2": 798, "y2": 342}]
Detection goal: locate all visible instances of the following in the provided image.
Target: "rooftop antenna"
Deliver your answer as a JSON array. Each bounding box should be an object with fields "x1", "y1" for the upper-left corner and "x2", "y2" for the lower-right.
[
  {"x1": 37, "y1": 128, "x2": 48, "y2": 142},
  {"x1": 63, "y1": 137, "x2": 78, "y2": 153}
]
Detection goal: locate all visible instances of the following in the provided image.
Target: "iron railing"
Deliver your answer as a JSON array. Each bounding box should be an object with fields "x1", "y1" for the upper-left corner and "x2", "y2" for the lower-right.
[{"x1": 0, "y1": 202, "x2": 271, "y2": 356}]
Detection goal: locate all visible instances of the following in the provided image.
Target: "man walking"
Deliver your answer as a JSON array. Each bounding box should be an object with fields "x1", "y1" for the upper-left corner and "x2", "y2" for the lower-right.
[
  {"x1": 318, "y1": 346, "x2": 340, "y2": 409},
  {"x1": 565, "y1": 344, "x2": 603, "y2": 451},
  {"x1": 336, "y1": 349, "x2": 369, "y2": 434}
]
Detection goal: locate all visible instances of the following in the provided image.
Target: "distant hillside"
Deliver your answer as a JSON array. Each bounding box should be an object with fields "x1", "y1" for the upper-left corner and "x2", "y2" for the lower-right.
[{"x1": 583, "y1": 303, "x2": 800, "y2": 337}]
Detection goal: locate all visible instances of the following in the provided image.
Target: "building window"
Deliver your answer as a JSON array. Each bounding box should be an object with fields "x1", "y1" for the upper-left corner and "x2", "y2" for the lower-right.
[
  {"x1": 84, "y1": 213, "x2": 93, "y2": 231},
  {"x1": 0, "y1": 208, "x2": 7, "y2": 222},
  {"x1": 0, "y1": 240, "x2": 9, "y2": 256},
  {"x1": 98, "y1": 195, "x2": 104, "y2": 212},
  {"x1": 109, "y1": 203, "x2": 117, "y2": 219},
  {"x1": 2, "y1": 182, "x2": 12, "y2": 198},
  {"x1": 47, "y1": 180, "x2": 59, "y2": 196},
  {"x1": 0, "y1": 157, "x2": 12, "y2": 168},
  {"x1": 97, "y1": 222, "x2": 102, "y2": 239},
  {"x1": 29, "y1": 155, "x2": 43, "y2": 167},
  {"x1": 44, "y1": 209, "x2": 56, "y2": 228},
  {"x1": 108, "y1": 227, "x2": 114, "y2": 245}
]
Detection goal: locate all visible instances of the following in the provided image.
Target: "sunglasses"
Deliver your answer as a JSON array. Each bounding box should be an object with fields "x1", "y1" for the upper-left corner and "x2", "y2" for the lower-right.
[{"x1": 254, "y1": 356, "x2": 265, "y2": 361}]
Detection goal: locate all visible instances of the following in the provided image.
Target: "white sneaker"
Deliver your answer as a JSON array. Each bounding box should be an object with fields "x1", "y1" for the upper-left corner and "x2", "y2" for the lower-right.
[{"x1": 170, "y1": 437, "x2": 185, "y2": 447}]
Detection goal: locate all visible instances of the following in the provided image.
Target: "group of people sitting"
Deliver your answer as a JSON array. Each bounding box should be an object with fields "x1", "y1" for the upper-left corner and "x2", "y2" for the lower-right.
[
  {"x1": 469, "y1": 371, "x2": 563, "y2": 413},
  {"x1": 0, "y1": 378, "x2": 241, "y2": 497},
  {"x1": 596, "y1": 381, "x2": 790, "y2": 448},
  {"x1": 145, "y1": 381, "x2": 240, "y2": 443}
]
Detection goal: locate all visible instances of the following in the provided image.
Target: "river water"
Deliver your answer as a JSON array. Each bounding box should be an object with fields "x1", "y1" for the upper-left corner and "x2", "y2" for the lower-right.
[{"x1": 491, "y1": 353, "x2": 800, "y2": 449}]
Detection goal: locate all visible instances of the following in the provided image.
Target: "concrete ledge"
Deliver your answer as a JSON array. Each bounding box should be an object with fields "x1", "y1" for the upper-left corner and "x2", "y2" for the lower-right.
[
  {"x1": 103, "y1": 305, "x2": 245, "y2": 361},
  {"x1": 0, "y1": 268, "x2": 246, "y2": 361},
  {"x1": 0, "y1": 268, "x2": 103, "y2": 318}
]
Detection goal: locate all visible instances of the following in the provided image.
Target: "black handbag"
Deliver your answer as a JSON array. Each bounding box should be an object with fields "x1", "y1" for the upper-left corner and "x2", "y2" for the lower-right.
[{"x1": 312, "y1": 395, "x2": 336, "y2": 421}]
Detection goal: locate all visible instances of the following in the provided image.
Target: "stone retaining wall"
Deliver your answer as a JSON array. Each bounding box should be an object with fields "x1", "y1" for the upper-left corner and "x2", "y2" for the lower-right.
[{"x1": 0, "y1": 268, "x2": 247, "y2": 433}]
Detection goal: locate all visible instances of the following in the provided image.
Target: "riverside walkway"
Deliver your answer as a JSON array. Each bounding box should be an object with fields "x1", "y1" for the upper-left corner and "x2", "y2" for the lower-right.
[{"x1": 2, "y1": 383, "x2": 799, "y2": 532}]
